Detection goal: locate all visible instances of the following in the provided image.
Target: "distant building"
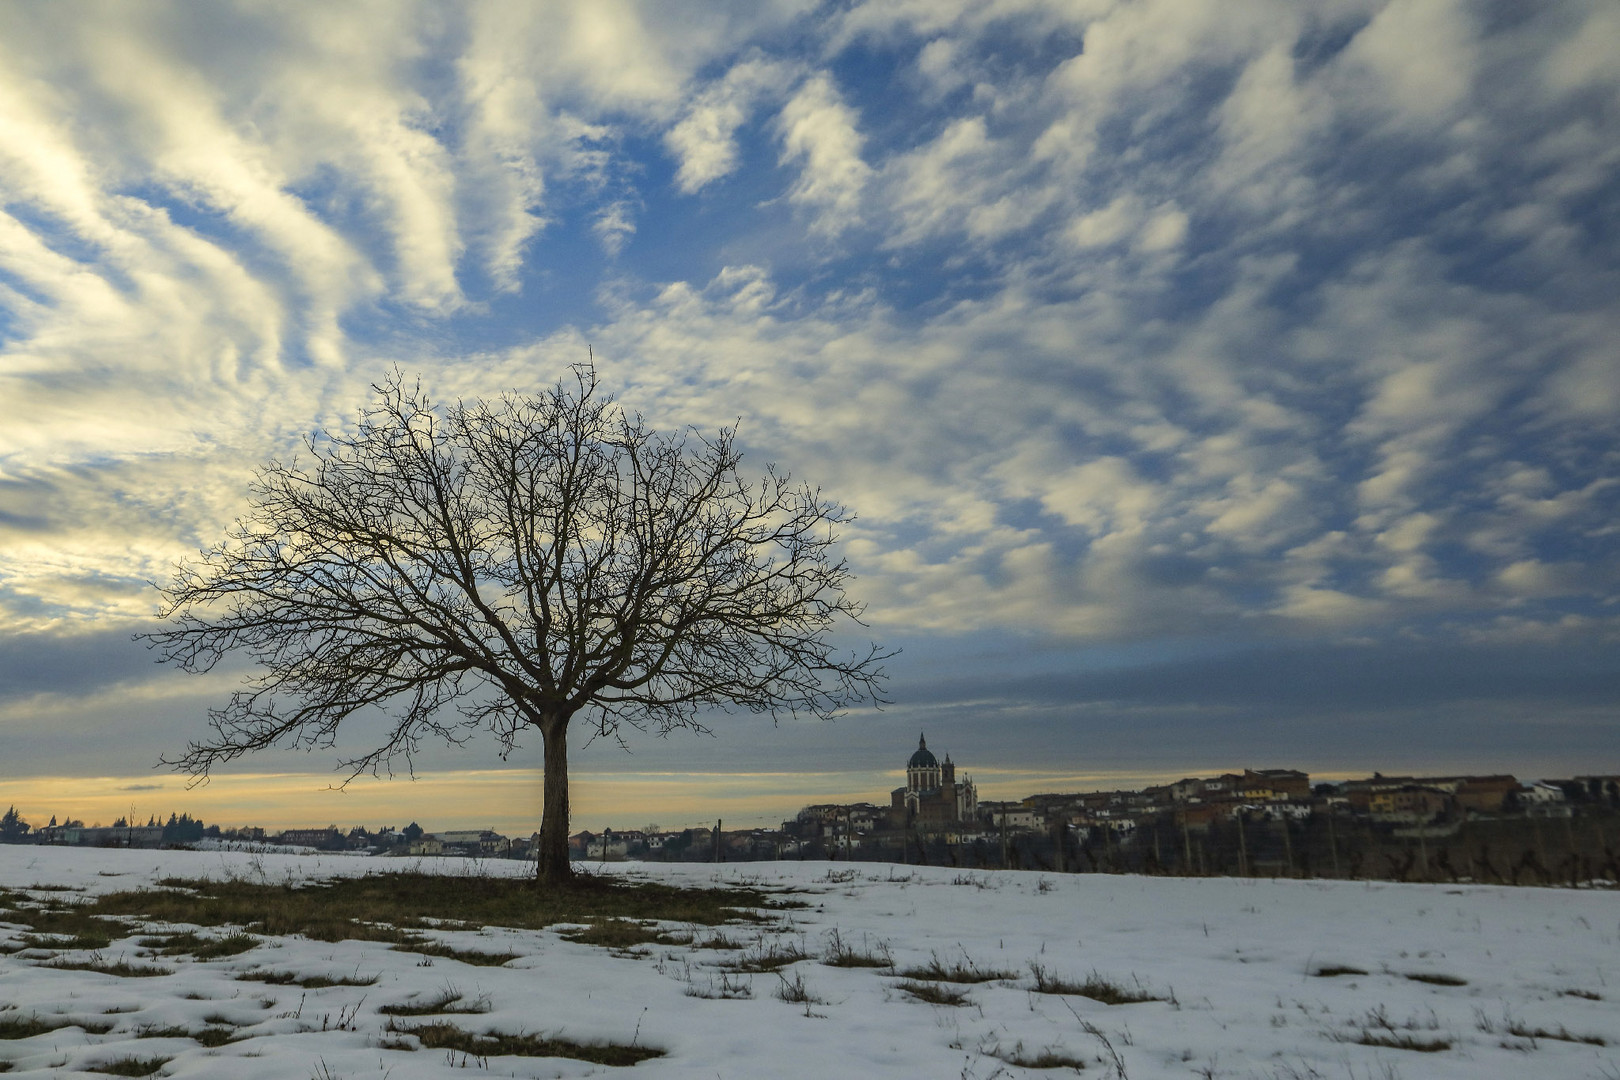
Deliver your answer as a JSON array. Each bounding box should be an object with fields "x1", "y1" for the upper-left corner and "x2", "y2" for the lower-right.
[
  {"x1": 1571, "y1": 776, "x2": 1620, "y2": 806},
  {"x1": 49, "y1": 825, "x2": 165, "y2": 848},
  {"x1": 979, "y1": 801, "x2": 1037, "y2": 830},
  {"x1": 891, "y1": 733, "x2": 977, "y2": 828},
  {"x1": 436, "y1": 829, "x2": 508, "y2": 856},
  {"x1": 1368, "y1": 785, "x2": 1451, "y2": 824}
]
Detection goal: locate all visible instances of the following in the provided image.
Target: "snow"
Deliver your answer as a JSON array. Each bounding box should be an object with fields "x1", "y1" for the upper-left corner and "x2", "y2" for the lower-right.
[{"x1": 2, "y1": 846, "x2": 1617, "y2": 1078}]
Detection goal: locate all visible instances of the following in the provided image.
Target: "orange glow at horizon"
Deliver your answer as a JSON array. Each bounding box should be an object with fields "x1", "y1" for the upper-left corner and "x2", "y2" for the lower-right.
[{"x1": 0, "y1": 765, "x2": 1309, "y2": 835}]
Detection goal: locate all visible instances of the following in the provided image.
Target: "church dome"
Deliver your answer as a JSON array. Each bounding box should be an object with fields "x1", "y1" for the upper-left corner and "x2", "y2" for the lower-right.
[{"x1": 908, "y1": 733, "x2": 938, "y2": 769}]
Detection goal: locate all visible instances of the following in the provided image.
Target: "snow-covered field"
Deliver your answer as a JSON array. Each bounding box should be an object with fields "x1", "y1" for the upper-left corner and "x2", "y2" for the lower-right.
[{"x1": 2, "y1": 846, "x2": 1617, "y2": 1079}]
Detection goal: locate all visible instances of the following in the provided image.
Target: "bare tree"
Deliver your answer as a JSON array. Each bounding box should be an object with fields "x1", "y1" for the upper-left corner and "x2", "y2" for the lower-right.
[{"x1": 147, "y1": 367, "x2": 888, "y2": 882}]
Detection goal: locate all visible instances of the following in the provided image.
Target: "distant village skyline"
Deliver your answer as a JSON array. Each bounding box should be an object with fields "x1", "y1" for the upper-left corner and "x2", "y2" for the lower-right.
[
  {"x1": 8, "y1": 758, "x2": 1615, "y2": 893},
  {"x1": 4, "y1": 734, "x2": 1610, "y2": 836}
]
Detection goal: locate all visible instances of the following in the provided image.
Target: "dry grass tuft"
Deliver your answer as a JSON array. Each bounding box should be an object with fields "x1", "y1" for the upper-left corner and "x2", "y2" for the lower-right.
[
  {"x1": 1030, "y1": 964, "x2": 1162, "y2": 1004},
  {"x1": 393, "y1": 940, "x2": 518, "y2": 966},
  {"x1": 721, "y1": 941, "x2": 812, "y2": 973},
  {"x1": 378, "y1": 990, "x2": 490, "y2": 1017},
  {"x1": 0, "y1": 1013, "x2": 67, "y2": 1040},
  {"x1": 138, "y1": 931, "x2": 258, "y2": 959},
  {"x1": 85, "y1": 1056, "x2": 171, "y2": 1077},
  {"x1": 822, "y1": 929, "x2": 892, "y2": 969},
  {"x1": 897, "y1": 953, "x2": 1014, "y2": 984},
  {"x1": 895, "y1": 980, "x2": 971, "y2": 1006},
  {"x1": 44, "y1": 957, "x2": 172, "y2": 978},
  {"x1": 1404, "y1": 972, "x2": 1467, "y2": 986},
  {"x1": 235, "y1": 970, "x2": 377, "y2": 988},
  {"x1": 385, "y1": 1019, "x2": 662, "y2": 1065}
]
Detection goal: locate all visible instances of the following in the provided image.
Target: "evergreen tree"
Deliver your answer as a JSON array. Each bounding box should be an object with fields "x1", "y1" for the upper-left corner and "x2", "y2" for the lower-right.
[{"x1": 0, "y1": 805, "x2": 30, "y2": 842}]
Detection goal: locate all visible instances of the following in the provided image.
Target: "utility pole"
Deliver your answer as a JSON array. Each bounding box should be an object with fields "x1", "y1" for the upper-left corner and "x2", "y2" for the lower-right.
[
  {"x1": 1236, "y1": 809, "x2": 1250, "y2": 877},
  {"x1": 1327, "y1": 811, "x2": 1341, "y2": 877},
  {"x1": 1181, "y1": 811, "x2": 1192, "y2": 875}
]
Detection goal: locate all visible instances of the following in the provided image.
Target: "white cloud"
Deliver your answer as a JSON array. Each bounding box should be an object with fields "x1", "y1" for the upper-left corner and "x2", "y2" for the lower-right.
[
  {"x1": 593, "y1": 200, "x2": 638, "y2": 256},
  {"x1": 666, "y1": 58, "x2": 791, "y2": 193},
  {"x1": 776, "y1": 74, "x2": 872, "y2": 235},
  {"x1": 1336, "y1": 0, "x2": 1477, "y2": 128}
]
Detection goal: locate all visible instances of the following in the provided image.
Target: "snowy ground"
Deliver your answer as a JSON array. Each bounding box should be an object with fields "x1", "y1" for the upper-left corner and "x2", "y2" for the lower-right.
[{"x1": 1, "y1": 846, "x2": 1617, "y2": 1079}]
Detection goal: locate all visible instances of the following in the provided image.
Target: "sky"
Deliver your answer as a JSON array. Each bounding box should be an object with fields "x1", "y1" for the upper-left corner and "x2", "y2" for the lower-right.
[{"x1": 0, "y1": 0, "x2": 1617, "y2": 834}]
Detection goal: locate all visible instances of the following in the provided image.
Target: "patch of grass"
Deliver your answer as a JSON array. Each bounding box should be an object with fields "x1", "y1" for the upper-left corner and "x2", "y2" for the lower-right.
[
  {"x1": 1346, "y1": 1032, "x2": 1453, "y2": 1052},
  {"x1": 991, "y1": 1044, "x2": 1088, "y2": 1070},
  {"x1": 1334, "y1": 1006, "x2": 1452, "y2": 1052},
  {"x1": 44, "y1": 957, "x2": 172, "y2": 978},
  {"x1": 693, "y1": 931, "x2": 748, "y2": 950},
  {"x1": 822, "y1": 929, "x2": 892, "y2": 969},
  {"x1": 85, "y1": 1056, "x2": 171, "y2": 1077},
  {"x1": 684, "y1": 972, "x2": 753, "y2": 999},
  {"x1": 0, "y1": 1013, "x2": 114, "y2": 1038},
  {"x1": 236, "y1": 970, "x2": 377, "y2": 988},
  {"x1": 896, "y1": 980, "x2": 972, "y2": 1006},
  {"x1": 386, "y1": 1020, "x2": 662, "y2": 1066},
  {"x1": 393, "y1": 940, "x2": 518, "y2": 966},
  {"x1": 20, "y1": 931, "x2": 113, "y2": 952},
  {"x1": 1559, "y1": 989, "x2": 1603, "y2": 1001},
  {"x1": 378, "y1": 989, "x2": 490, "y2": 1017},
  {"x1": 774, "y1": 971, "x2": 823, "y2": 1004},
  {"x1": 0, "y1": 1013, "x2": 68, "y2": 1039},
  {"x1": 127, "y1": 1022, "x2": 233, "y2": 1047},
  {"x1": 561, "y1": 919, "x2": 681, "y2": 950},
  {"x1": 1504, "y1": 1021, "x2": 1606, "y2": 1046},
  {"x1": 83, "y1": 871, "x2": 789, "y2": 946},
  {"x1": 1030, "y1": 965, "x2": 1161, "y2": 1004},
  {"x1": 3, "y1": 904, "x2": 131, "y2": 950},
  {"x1": 1311, "y1": 965, "x2": 1369, "y2": 978},
  {"x1": 898, "y1": 954, "x2": 1016, "y2": 984},
  {"x1": 0, "y1": 1060, "x2": 11, "y2": 1072},
  {"x1": 721, "y1": 941, "x2": 812, "y2": 973},
  {"x1": 1404, "y1": 972, "x2": 1467, "y2": 986},
  {"x1": 139, "y1": 931, "x2": 259, "y2": 959}
]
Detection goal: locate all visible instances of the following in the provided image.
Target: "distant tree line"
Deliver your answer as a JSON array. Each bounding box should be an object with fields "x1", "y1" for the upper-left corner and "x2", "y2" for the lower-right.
[{"x1": 0, "y1": 807, "x2": 219, "y2": 845}]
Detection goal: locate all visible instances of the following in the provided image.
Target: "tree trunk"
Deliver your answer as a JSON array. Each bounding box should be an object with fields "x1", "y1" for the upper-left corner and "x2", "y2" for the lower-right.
[{"x1": 536, "y1": 716, "x2": 573, "y2": 884}]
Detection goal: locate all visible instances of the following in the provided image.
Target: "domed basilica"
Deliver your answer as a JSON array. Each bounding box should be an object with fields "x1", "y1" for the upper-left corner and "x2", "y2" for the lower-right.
[{"x1": 891, "y1": 733, "x2": 977, "y2": 826}]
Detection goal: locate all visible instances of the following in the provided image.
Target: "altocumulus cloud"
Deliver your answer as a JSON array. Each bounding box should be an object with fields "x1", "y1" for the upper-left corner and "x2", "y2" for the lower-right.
[{"x1": 0, "y1": 0, "x2": 1616, "y2": 782}]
